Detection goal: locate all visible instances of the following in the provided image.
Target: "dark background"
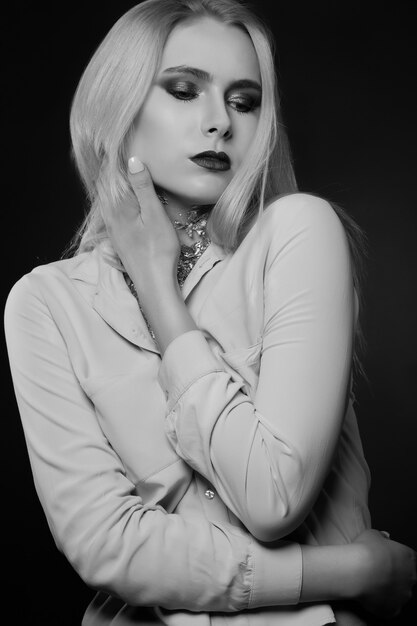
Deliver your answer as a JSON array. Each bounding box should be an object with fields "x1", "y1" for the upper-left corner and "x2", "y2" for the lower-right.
[{"x1": 2, "y1": 1, "x2": 416, "y2": 624}]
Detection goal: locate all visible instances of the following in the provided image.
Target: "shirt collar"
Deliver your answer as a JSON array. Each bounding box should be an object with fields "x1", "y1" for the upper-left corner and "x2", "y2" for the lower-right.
[{"x1": 181, "y1": 241, "x2": 227, "y2": 300}]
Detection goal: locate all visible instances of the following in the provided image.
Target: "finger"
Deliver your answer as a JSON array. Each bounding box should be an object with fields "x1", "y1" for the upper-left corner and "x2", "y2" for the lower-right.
[{"x1": 128, "y1": 156, "x2": 162, "y2": 220}]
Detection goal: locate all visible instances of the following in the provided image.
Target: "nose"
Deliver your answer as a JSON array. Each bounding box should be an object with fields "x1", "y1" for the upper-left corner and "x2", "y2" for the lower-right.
[{"x1": 201, "y1": 94, "x2": 232, "y2": 140}]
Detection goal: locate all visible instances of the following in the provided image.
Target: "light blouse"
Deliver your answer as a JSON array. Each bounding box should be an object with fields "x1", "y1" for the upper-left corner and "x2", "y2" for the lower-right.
[{"x1": 4, "y1": 193, "x2": 371, "y2": 625}]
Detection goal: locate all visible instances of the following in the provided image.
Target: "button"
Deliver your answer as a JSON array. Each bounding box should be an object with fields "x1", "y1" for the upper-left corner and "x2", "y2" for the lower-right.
[{"x1": 204, "y1": 489, "x2": 215, "y2": 500}]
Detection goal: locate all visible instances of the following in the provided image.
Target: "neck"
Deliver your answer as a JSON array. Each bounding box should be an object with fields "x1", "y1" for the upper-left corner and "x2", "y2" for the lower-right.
[
  {"x1": 156, "y1": 188, "x2": 210, "y2": 223},
  {"x1": 156, "y1": 188, "x2": 212, "y2": 247}
]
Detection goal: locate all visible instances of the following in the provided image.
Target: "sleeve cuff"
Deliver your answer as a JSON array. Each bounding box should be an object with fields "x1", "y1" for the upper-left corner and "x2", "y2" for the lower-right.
[
  {"x1": 249, "y1": 540, "x2": 302, "y2": 607},
  {"x1": 158, "y1": 330, "x2": 223, "y2": 409}
]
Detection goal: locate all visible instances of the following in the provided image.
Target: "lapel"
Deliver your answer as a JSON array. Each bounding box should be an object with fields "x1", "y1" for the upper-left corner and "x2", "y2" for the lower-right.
[
  {"x1": 70, "y1": 247, "x2": 159, "y2": 354},
  {"x1": 69, "y1": 243, "x2": 227, "y2": 354}
]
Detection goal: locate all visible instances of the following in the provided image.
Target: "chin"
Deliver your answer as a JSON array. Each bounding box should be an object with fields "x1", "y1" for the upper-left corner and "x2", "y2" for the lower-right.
[{"x1": 171, "y1": 179, "x2": 230, "y2": 206}]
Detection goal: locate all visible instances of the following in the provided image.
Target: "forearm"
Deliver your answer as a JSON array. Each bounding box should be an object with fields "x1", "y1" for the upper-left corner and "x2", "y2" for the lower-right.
[
  {"x1": 300, "y1": 543, "x2": 365, "y2": 603},
  {"x1": 300, "y1": 532, "x2": 417, "y2": 622},
  {"x1": 132, "y1": 267, "x2": 196, "y2": 354}
]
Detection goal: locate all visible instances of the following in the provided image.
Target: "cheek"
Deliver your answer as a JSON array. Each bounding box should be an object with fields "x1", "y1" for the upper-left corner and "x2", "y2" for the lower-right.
[
  {"x1": 129, "y1": 98, "x2": 180, "y2": 159},
  {"x1": 238, "y1": 114, "x2": 259, "y2": 147},
  {"x1": 131, "y1": 119, "x2": 193, "y2": 185},
  {"x1": 128, "y1": 117, "x2": 188, "y2": 189},
  {"x1": 130, "y1": 120, "x2": 164, "y2": 160}
]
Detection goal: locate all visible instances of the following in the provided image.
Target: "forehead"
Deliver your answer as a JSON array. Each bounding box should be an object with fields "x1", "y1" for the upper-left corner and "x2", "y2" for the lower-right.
[{"x1": 160, "y1": 16, "x2": 261, "y2": 82}]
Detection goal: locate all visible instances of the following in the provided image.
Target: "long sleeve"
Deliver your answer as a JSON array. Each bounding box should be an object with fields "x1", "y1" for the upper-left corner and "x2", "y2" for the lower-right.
[
  {"x1": 4, "y1": 272, "x2": 302, "y2": 611},
  {"x1": 159, "y1": 194, "x2": 355, "y2": 542}
]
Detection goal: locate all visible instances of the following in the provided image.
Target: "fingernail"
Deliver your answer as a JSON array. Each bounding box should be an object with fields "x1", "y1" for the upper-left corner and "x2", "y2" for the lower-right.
[
  {"x1": 381, "y1": 531, "x2": 391, "y2": 539},
  {"x1": 128, "y1": 156, "x2": 144, "y2": 174}
]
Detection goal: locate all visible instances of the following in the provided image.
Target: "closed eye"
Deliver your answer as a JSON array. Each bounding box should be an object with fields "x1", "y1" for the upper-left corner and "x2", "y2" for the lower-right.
[
  {"x1": 228, "y1": 93, "x2": 261, "y2": 114},
  {"x1": 166, "y1": 81, "x2": 200, "y2": 101}
]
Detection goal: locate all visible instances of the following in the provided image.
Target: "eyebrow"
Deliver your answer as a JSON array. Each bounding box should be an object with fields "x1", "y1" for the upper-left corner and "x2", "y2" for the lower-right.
[{"x1": 160, "y1": 65, "x2": 262, "y2": 91}]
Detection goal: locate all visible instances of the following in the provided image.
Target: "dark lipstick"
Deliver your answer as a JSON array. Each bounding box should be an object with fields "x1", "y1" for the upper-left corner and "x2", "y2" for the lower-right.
[{"x1": 190, "y1": 150, "x2": 231, "y2": 172}]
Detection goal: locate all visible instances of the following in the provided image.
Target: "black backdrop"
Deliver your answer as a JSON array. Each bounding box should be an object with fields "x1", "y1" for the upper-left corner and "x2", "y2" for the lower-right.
[{"x1": 2, "y1": 1, "x2": 416, "y2": 624}]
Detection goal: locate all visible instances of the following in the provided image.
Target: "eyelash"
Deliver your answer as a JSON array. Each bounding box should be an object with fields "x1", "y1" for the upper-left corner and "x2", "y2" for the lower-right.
[{"x1": 166, "y1": 82, "x2": 260, "y2": 115}]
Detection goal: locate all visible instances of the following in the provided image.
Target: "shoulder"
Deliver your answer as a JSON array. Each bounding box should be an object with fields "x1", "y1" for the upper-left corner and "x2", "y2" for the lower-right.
[
  {"x1": 246, "y1": 193, "x2": 353, "y2": 279},
  {"x1": 262, "y1": 192, "x2": 344, "y2": 231},
  {"x1": 4, "y1": 252, "x2": 96, "y2": 319},
  {"x1": 257, "y1": 192, "x2": 349, "y2": 250}
]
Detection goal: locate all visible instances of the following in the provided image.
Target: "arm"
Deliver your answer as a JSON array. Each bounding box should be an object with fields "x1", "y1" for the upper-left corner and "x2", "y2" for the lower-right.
[
  {"x1": 119, "y1": 166, "x2": 354, "y2": 542},
  {"x1": 3, "y1": 272, "x2": 300, "y2": 610},
  {"x1": 161, "y1": 195, "x2": 353, "y2": 541}
]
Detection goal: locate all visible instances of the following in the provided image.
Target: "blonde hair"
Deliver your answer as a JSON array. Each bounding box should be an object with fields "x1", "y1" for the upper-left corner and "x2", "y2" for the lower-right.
[
  {"x1": 68, "y1": 0, "x2": 297, "y2": 260},
  {"x1": 68, "y1": 0, "x2": 367, "y2": 372}
]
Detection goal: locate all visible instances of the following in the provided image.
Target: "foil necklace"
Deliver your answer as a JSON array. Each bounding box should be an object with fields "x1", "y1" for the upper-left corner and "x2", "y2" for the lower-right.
[
  {"x1": 157, "y1": 194, "x2": 212, "y2": 286},
  {"x1": 173, "y1": 208, "x2": 211, "y2": 288}
]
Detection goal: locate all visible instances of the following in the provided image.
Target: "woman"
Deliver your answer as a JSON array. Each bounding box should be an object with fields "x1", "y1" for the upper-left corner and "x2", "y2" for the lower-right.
[{"x1": 4, "y1": 0, "x2": 415, "y2": 624}]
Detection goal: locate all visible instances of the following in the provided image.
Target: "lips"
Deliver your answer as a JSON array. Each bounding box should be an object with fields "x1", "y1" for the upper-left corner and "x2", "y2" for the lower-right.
[{"x1": 190, "y1": 150, "x2": 231, "y2": 172}]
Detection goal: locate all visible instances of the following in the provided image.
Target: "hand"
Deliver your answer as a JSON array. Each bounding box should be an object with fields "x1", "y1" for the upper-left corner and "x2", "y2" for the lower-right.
[
  {"x1": 353, "y1": 529, "x2": 416, "y2": 619},
  {"x1": 103, "y1": 156, "x2": 180, "y2": 286},
  {"x1": 102, "y1": 156, "x2": 197, "y2": 352}
]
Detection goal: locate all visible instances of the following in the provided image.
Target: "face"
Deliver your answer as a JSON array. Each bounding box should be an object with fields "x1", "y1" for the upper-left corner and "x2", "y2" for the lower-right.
[{"x1": 129, "y1": 16, "x2": 262, "y2": 206}]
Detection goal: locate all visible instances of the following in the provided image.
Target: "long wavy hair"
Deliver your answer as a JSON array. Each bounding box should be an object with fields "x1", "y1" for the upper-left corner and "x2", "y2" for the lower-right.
[{"x1": 67, "y1": 0, "x2": 367, "y2": 375}]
